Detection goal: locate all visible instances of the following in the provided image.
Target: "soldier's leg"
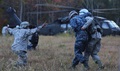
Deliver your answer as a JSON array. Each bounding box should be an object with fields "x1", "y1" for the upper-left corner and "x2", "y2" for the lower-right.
[
  {"x1": 71, "y1": 56, "x2": 79, "y2": 69},
  {"x1": 70, "y1": 43, "x2": 79, "y2": 69},
  {"x1": 75, "y1": 41, "x2": 92, "y2": 70},
  {"x1": 15, "y1": 50, "x2": 27, "y2": 66},
  {"x1": 75, "y1": 41, "x2": 85, "y2": 63},
  {"x1": 91, "y1": 40, "x2": 104, "y2": 69},
  {"x1": 84, "y1": 40, "x2": 94, "y2": 62},
  {"x1": 71, "y1": 40, "x2": 85, "y2": 68},
  {"x1": 84, "y1": 39, "x2": 97, "y2": 69}
]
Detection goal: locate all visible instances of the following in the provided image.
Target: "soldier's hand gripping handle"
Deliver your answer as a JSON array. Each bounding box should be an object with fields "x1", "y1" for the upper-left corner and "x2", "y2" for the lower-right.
[
  {"x1": 41, "y1": 23, "x2": 47, "y2": 28},
  {"x1": 38, "y1": 23, "x2": 47, "y2": 29},
  {"x1": 37, "y1": 23, "x2": 47, "y2": 32}
]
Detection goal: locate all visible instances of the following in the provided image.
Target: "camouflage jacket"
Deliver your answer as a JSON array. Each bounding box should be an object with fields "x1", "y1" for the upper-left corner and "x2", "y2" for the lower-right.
[
  {"x1": 82, "y1": 16, "x2": 102, "y2": 39},
  {"x1": 7, "y1": 28, "x2": 38, "y2": 51},
  {"x1": 70, "y1": 15, "x2": 88, "y2": 40}
]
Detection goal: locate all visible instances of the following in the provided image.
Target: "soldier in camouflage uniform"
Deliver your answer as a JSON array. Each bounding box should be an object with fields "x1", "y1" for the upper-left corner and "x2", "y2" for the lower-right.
[
  {"x1": 2, "y1": 21, "x2": 45, "y2": 67},
  {"x1": 80, "y1": 9, "x2": 104, "y2": 69},
  {"x1": 68, "y1": 10, "x2": 89, "y2": 69}
]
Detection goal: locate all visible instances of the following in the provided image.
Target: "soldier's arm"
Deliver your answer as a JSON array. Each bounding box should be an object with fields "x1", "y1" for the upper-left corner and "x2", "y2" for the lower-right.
[
  {"x1": 37, "y1": 23, "x2": 47, "y2": 32},
  {"x1": 2, "y1": 26, "x2": 8, "y2": 36},
  {"x1": 69, "y1": 18, "x2": 77, "y2": 29},
  {"x1": 2, "y1": 26, "x2": 14, "y2": 35},
  {"x1": 81, "y1": 17, "x2": 93, "y2": 30},
  {"x1": 28, "y1": 23, "x2": 47, "y2": 35}
]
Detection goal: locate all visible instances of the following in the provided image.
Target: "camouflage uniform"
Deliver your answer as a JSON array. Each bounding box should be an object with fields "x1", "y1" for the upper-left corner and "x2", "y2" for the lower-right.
[
  {"x1": 4, "y1": 24, "x2": 42, "y2": 67},
  {"x1": 70, "y1": 15, "x2": 88, "y2": 68},
  {"x1": 82, "y1": 16, "x2": 104, "y2": 69}
]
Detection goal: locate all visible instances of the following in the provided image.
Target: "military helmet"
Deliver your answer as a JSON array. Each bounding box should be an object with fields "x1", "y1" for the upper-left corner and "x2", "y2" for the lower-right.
[
  {"x1": 20, "y1": 21, "x2": 29, "y2": 28},
  {"x1": 69, "y1": 10, "x2": 78, "y2": 19},
  {"x1": 79, "y1": 9, "x2": 89, "y2": 15}
]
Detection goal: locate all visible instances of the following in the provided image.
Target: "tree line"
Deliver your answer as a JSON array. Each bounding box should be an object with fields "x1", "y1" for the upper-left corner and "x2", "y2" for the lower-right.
[{"x1": 0, "y1": 0, "x2": 120, "y2": 32}]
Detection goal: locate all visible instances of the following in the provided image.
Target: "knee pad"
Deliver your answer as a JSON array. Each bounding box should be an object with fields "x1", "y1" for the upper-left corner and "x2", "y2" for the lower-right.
[{"x1": 91, "y1": 54, "x2": 100, "y2": 62}]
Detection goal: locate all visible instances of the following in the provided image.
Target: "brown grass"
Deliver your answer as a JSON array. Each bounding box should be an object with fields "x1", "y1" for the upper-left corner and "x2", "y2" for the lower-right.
[{"x1": 0, "y1": 34, "x2": 120, "y2": 71}]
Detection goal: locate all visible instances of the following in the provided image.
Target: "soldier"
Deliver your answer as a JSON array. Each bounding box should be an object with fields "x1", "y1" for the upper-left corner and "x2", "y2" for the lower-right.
[
  {"x1": 68, "y1": 10, "x2": 89, "y2": 69},
  {"x1": 80, "y1": 9, "x2": 104, "y2": 70},
  {"x1": 2, "y1": 21, "x2": 45, "y2": 67}
]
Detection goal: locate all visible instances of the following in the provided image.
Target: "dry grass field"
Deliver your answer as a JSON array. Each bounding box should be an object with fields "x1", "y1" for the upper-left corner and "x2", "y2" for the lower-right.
[{"x1": 0, "y1": 34, "x2": 120, "y2": 71}]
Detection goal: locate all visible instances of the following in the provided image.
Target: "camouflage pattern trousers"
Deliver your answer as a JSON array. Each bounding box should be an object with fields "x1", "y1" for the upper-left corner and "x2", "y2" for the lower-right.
[
  {"x1": 72, "y1": 31, "x2": 88, "y2": 66},
  {"x1": 84, "y1": 38, "x2": 101, "y2": 63},
  {"x1": 13, "y1": 50, "x2": 27, "y2": 66}
]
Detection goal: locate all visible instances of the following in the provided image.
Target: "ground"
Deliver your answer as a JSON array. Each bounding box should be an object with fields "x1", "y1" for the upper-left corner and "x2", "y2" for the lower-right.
[{"x1": 0, "y1": 34, "x2": 119, "y2": 71}]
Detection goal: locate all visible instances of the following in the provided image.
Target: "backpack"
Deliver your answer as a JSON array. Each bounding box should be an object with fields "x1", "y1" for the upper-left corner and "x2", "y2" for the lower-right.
[
  {"x1": 29, "y1": 32, "x2": 39, "y2": 50},
  {"x1": 86, "y1": 17, "x2": 103, "y2": 35}
]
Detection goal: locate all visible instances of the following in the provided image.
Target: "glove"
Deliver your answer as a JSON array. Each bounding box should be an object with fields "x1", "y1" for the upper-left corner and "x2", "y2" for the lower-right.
[{"x1": 2, "y1": 26, "x2": 9, "y2": 36}]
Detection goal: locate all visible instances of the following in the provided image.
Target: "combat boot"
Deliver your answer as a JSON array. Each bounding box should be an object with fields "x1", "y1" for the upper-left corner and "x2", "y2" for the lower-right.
[
  {"x1": 69, "y1": 64, "x2": 76, "y2": 70},
  {"x1": 82, "y1": 61, "x2": 90, "y2": 71},
  {"x1": 96, "y1": 60, "x2": 104, "y2": 69}
]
